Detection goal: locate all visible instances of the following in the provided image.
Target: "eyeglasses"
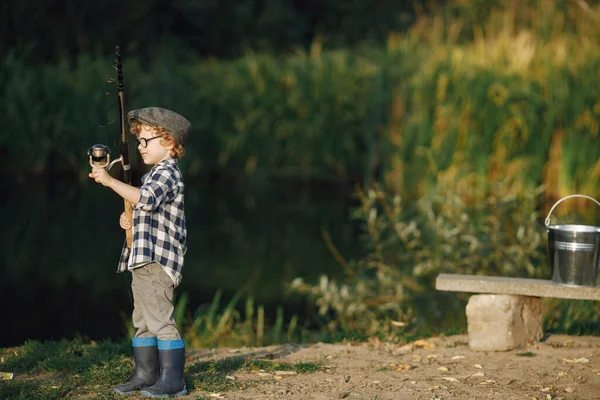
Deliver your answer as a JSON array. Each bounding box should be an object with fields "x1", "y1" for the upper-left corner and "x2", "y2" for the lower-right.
[{"x1": 135, "y1": 137, "x2": 161, "y2": 148}]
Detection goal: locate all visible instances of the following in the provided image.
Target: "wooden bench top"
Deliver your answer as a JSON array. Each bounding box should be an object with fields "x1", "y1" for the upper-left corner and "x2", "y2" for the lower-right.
[{"x1": 436, "y1": 273, "x2": 600, "y2": 301}]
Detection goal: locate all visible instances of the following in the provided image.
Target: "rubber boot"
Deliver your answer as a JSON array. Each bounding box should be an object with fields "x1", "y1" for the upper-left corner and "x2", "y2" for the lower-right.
[
  {"x1": 140, "y1": 339, "x2": 187, "y2": 398},
  {"x1": 114, "y1": 337, "x2": 159, "y2": 395}
]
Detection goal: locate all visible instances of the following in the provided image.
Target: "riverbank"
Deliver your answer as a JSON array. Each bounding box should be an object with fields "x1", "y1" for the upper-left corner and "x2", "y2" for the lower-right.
[{"x1": 2, "y1": 334, "x2": 599, "y2": 399}]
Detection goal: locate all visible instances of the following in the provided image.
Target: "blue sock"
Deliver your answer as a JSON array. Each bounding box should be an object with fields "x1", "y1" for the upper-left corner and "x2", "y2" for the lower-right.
[
  {"x1": 132, "y1": 337, "x2": 158, "y2": 347},
  {"x1": 157, "y1": 339, "x2": 185, "y2": 350}
]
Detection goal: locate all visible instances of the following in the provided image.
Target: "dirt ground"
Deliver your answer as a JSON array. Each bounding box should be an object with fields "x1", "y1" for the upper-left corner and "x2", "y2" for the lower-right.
[{"x1": 185, "y1": 334, "x2": 600, "y2": 400}]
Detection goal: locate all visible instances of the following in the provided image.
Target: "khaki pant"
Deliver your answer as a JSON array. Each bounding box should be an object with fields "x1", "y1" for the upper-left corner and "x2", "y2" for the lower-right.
[{"x1": 131, "y1": 263, "x2": 181, "y2": 340}]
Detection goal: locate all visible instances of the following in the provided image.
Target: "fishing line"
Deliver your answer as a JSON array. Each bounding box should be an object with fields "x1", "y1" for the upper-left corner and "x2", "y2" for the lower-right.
[{"x1": 91, "y1": 76, "x2": 118, "y2": 150}]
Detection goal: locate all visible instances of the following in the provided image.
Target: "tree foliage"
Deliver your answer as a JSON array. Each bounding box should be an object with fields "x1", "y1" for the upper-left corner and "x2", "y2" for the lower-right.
[{"x1": 3, "y1": 0, "x2": 428, "y2": 63}]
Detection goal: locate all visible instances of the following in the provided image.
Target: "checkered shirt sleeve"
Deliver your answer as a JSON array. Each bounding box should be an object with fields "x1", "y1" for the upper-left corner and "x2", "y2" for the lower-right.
[{"x1": 117, "y1": 158, "x2": 187, "y2": 286}]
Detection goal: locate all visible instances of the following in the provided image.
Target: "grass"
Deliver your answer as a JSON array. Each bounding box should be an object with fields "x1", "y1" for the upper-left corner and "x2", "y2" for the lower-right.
[
  {"x1": 516, "y1": 351, "x2": 536, "y2": 357},
  {"x1": 0, "y1": 340, "x2": 130, "y2": 399},
  {"x1": 169, "y1": 291, "x2": 309, "y2": 349},
  {"x1": 0, "y1": 339, "x2": 321, "y2": 399},
  {"x1": 188, "y1": 357, "x2": 321, "y2": 393}
]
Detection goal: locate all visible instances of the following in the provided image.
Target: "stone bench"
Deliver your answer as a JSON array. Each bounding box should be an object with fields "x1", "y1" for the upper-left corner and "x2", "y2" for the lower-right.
[{"x1": 435, "y1": 274, "x2": 600, "y2": 351}]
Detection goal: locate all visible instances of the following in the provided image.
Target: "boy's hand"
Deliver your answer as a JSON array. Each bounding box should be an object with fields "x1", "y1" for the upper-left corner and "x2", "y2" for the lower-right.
[
  {"x1": 119, "y1": 212, "x2": 132, "y2": 230},
  {"x1": 89, "y1": 167, "x2": 114, "y2": 187}
]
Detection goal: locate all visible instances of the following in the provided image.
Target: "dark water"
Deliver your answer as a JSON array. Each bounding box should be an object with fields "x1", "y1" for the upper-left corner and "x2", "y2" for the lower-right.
[{"x1": 2, "y1": 174, "x2": 363, "y2": 347}]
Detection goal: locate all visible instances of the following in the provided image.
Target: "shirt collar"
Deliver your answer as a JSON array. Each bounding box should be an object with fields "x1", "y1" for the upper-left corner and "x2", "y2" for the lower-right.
[
  {"x1": 156, "y1": 157, "x2": 177, "y2": 166},
  {"x1": 150, "y1": 157, "x2": 177, "y2": 172}
]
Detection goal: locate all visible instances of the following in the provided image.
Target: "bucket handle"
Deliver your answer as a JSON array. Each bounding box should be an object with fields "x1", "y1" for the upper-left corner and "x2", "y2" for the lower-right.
[{"x1": 545, "y1": 194, "x2": 600, "y2": 227}]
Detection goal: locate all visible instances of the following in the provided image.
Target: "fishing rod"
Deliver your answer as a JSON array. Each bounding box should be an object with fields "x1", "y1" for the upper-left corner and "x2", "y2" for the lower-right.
[{"x1": 87, "y1": 46, "x2": 134, "y2": 248}]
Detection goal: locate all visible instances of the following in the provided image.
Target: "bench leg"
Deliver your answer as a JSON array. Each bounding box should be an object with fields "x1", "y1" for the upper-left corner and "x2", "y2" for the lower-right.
[{"x1": 466, "y1": 294, "x2": 543, "y2": 351}]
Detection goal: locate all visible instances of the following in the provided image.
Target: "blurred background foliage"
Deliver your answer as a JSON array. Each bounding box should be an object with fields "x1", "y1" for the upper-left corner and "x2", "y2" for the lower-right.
[
  {"x1": 3, "y1": 0, "x2": 600, "y2": 346},
  {"x1": 2, "y1": 0, "x2": 420, "y2": 63}
]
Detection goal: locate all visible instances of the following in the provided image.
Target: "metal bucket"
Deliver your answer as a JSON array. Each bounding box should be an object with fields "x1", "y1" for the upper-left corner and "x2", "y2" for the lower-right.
[{"x1": 545, "y1": 194, "x2": 600, "y2": 287}]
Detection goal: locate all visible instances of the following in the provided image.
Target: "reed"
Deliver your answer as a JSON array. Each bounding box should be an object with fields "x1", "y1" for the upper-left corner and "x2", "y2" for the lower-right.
[
  {"x1": 385, "y1": 0, "x2": 600, "y2": 215},
  {"x1": 2, "y1": 3, "x2": 599, "y2": 214},
  {"x1": 3, "y1": 1, "x2": 600, "y2": 208},
  {"x1": 143, "y1": 292, "x2": 305, "y2": 348}
]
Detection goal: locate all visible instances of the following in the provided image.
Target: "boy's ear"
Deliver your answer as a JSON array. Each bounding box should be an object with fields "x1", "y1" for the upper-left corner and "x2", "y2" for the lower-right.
[{"x1": 164, "y1": 137, "x2": 176, "y2": 149}]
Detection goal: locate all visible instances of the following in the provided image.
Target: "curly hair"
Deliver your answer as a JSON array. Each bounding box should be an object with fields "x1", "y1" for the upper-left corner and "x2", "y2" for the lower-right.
[{"x1": 129, "y1": 120, "x2": 185, "y2": 158}]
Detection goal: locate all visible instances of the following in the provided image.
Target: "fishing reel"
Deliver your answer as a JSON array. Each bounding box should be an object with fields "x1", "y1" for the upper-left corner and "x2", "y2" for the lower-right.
[{"x1": 87, "y1": 144, "x2": 123, "y2": 170}]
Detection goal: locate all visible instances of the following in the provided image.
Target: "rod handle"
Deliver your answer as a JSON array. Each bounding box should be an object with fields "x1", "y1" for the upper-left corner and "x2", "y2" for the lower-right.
[{"x1": 124, "y1": 200, "x2": 133, "y2": 248}]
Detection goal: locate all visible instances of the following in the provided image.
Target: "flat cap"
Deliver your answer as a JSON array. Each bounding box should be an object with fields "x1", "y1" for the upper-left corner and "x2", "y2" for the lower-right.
[{"x1": 127, "y1": 107, "x2": 191, "y2": 145}]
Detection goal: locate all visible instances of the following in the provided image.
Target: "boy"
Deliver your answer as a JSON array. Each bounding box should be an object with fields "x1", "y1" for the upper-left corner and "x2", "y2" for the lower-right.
[{"x1": 89, "y1": 107, "x2": 191, "y2": 398}]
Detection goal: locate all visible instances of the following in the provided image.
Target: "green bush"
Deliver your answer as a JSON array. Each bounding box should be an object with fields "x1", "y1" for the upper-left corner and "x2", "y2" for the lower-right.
[{"x1": 292, "y1": 177, "x2": 546, "y2": 337}]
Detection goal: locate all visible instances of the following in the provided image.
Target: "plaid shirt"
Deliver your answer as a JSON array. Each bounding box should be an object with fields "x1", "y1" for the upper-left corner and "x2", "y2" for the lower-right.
[{"x1": 118, "y1": 158, "x2": 187, "y2": 287}]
